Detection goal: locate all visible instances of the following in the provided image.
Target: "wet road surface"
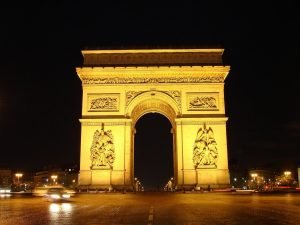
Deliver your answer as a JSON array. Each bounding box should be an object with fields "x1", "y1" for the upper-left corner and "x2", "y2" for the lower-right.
[{"x1": 1, "y1": 192, "x2": 300, "y2": 225}]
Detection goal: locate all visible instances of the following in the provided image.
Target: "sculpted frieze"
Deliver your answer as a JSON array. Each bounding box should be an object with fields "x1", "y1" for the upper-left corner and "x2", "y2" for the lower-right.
[
  {"x1": 189, "y1": 96, "x2": 217, "y2": 109},
  {"x1": 90, "y1": 124, "x2": 115, "y2": 169},
  {"x1": 88, "y1": 94, "x2": 119, "y2": 111},
  {"x1": 193, "y1": 124, "x2": 218, "y2": 169},
  {"x1": 81, "y1": 76, "x2": 224, "y2": 85},
  {"x1": 187, "y1": 93, "x2": 219, "y2": 111}
]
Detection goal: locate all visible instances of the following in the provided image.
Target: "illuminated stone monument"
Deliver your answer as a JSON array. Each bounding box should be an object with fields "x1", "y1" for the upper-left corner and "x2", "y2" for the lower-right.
[{"x1": 76, "y1": 49, "x2": 231, "y2": 190}]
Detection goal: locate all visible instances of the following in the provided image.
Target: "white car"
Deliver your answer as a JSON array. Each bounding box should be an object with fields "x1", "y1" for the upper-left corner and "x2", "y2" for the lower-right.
[{"x1": 44, "y1": 187, "x2": 71, "y2": 202}]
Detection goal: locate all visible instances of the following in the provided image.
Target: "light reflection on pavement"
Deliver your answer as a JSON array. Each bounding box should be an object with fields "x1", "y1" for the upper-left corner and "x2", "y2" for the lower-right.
[
  {"x1": 0, "y1": 192, "x2": 300, "y2": 225},
  {"x1": 49, "y1": 203, "x2": 73, "y2": 224}
]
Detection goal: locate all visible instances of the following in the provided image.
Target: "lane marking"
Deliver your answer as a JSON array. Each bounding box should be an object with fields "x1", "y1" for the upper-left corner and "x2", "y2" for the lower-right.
[{"x1": 148, "y1": 206, "x2": 154, "y2": 225}]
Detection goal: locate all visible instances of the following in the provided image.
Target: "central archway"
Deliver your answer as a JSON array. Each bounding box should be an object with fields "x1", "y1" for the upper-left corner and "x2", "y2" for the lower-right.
[
  {"x1": 134, "y1": 113, "x2": 173, "y2": 191},
  {"x1": 127, "y1": 92, "x2": 180, "y2": 190}
]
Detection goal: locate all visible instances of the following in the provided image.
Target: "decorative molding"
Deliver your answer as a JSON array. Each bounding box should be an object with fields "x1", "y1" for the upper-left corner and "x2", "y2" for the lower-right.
[
  {"x1": 175, "y1": 120, "x2": 227, "y2": 125},
  {"x1": 126, "y1": 91, "x2": 145, "y2": 107},
  {"x1": 126, "y1": 90, "x2": 181, "y2": 110},
  {"x1": 187, "y1": 93, "x2": 219, "y2": 111},
  {"x1": 131, "y1": 100, "x2": 176, "y2": 124},
  {"x1": 88, "y1": 94, "x2": 119, "y2": 111},
  {"x1": 81, "y1": 76, "x2": 224, "y2": 85},
  {"x1": 80, "y1": 122, "x2": 132, "y2": 126},
  {"x1": 166, "y1": 90, "x2": 181, "y2": 110},
  {"x1": 77, "y1": 66, "x2": 230, "y2": 84},
  {"x1": 193, "y1": 124, "x2": 218, "y2": 169},
  {"x1": 90, "y1": 124, "x2": 115, "y2": 169}
]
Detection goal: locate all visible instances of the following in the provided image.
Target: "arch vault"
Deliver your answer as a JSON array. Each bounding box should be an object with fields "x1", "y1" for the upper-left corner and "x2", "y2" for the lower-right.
[{"x1": 76, "y1": 49, "x2": 231, "y2": 190}]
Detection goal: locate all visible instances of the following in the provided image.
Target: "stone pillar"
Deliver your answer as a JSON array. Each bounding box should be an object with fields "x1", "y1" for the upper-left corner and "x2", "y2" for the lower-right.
[{"x1": 78, "y1": 119, "x2": 131, "y2": 190}]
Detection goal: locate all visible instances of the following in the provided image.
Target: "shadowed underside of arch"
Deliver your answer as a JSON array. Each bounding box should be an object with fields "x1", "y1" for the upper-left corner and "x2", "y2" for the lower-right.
[{"x1": 130, "y1": 99, "x2": 177, "y2": 127}]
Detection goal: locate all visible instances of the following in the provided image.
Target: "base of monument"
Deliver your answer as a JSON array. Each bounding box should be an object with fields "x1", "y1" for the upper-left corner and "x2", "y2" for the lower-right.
[
  {"x1": 195, "y1": 183, "x2": 231, "y2": 189},
  {"x1": 195, "y1": 168, "x2": 230, "y2": 189},
  {"x1": 112, "y1": 185, "x2": 134, "y2": 192},
  {"x1": 78, "y1": 185, "x2": 134, "y2": 192},
  {"x1": 176, "y1": 185, "x2": 196, "y2": 191},
  {"x1": 78, "y1": 185, "x2": 113, "y2": 192}
]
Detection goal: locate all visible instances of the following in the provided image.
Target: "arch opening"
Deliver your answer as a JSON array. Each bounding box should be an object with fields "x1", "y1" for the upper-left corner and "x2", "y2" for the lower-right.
[{"x1": 134, "y1": 113, "x2": 174, "y2": 191}]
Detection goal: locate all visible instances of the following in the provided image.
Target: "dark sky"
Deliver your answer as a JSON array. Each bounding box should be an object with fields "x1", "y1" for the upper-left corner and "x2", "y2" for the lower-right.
[{"x1": 0, "y1": 2, "x2": 299, "y2": 180}]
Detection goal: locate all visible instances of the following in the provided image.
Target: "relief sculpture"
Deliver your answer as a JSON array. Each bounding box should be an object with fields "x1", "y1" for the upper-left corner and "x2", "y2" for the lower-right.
[
  {"x1": 126, "y1": 91, "x2": 145, "y2": 107},
  {"x1": 82, "y1": 76, "x2": 224, "y2": 84},
  {"x1": 90, "y1": 97, "x2": 118, "y2": 110},
  {"x1": 193, "y1": 124, "x2": 218, "y2": 168},
  {"x1": 166, "y1": 90, "x2": 181, "y2": 109},
  {"x1": 189, "y1": 96, "x2": 217, "y2": 109},
  {"x1": 90, "y1": 124, "x2": 115, "y2": 169}
]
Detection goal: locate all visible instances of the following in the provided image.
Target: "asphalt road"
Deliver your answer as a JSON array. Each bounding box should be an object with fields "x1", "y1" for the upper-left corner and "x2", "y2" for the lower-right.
[{"x1": 1, "y1": 192, "x2": 300, "y2": 225}]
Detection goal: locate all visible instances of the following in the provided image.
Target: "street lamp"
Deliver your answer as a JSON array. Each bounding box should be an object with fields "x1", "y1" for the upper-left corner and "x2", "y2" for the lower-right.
[
  {"x1": 15, "y1": 173, "x2": 23, "y2": 192},
  {"x1": 51, "y1": 175, "x2": 58, "y2": 185},
  {"x1": 15, "y1": 173, "x2": 23, "y2": 184}
]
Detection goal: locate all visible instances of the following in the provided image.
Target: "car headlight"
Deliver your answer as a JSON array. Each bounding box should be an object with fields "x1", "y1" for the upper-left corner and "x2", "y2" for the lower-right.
[
  {"x1": 62, "y1": 194, "x2": 70, "y2": 198},
  {"x1": 50, "y1": 194, "x2": 61, "y2": 199}
]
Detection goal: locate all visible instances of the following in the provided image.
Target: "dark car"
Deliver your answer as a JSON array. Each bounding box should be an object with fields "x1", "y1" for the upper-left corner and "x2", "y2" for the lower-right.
[{"x1": 44, "y1": 187, "x2": 71, "y2": 201}]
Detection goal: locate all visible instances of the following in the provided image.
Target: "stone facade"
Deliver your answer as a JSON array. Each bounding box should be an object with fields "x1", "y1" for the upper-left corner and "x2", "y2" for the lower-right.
[{"x1": 76, "y1": 49, "x2": 230, "y2": 190}]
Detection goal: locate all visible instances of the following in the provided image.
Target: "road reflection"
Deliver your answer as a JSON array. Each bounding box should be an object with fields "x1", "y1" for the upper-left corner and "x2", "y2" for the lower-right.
[
  {"x1": 0, "y1": 194, "x2": 11, "y2": 198},
  {"x1": 49, "y1": 203, "x2": 73, "y2": 224}
]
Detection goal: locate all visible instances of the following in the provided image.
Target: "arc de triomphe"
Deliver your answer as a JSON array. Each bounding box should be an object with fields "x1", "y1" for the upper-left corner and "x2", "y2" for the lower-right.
[{"x1": 76, "y1": 49, "x2": 230, "y2": 190}]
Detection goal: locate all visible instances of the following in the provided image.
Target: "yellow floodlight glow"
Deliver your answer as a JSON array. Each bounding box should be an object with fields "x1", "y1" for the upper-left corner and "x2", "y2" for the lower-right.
[
  {"x1": 284, "y1": 171, "x2": 291, "y2": 176},
  {"x1": 15, "y1": 173, "x2": 23, "y2": 178},
  {"x1": 251, "y1": 173, "x2": 258, "y2": 178}
]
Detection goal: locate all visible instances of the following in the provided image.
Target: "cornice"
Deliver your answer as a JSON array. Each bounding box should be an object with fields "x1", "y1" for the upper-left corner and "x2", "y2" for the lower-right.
[
  {"x1": 82, "y1": 49, "x2": 224, "y2": 54},
  {"x1": 81, "y1": 49, "x2": 225, "y2": 66},
  {"x1": 175, "y1": 117, "x2": 228, "y2": 125}
]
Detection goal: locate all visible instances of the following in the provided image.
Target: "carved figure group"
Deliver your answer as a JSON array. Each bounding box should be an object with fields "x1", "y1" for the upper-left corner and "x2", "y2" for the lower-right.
[
  {"x1": 90, "y1": 125, "x2": 115, "y2": 169},
  {"x1": 90, "y1": 97, "x2": 117, "y2": 110},
  {"x1": 193, "y1": 124, "x2": 218, "y2": 168},
  {"x1": 189, "y1": 96, "x2": 217, "y2": 109}
]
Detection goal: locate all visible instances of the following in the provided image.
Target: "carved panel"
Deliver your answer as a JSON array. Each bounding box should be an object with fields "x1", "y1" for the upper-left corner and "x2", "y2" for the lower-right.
[
  {"x1": 90, "y1": 124, "x2": 115, "y2": 169},
  {"x1": 187, "y1": 93, "x2": 219, "y2": 111},
  {"x1": 88, "y1": 94, "x2": 119, "y2": 112},
  {"x1": 193, "y1": 124, "x2": 218, "y2": 169}
]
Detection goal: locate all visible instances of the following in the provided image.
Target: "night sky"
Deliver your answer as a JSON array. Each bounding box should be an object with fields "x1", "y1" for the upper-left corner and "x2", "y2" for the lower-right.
[{"x1": 0, "y1": 2, "x2": 299, "y2": 185}]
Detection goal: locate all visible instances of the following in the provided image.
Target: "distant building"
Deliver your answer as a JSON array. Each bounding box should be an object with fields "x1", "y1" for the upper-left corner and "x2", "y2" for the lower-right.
[
  {"x1": 0, "y1": 169, "x2": 12, "y2": 187},
  {"x1": 34, "y1": 168, "x2": 78, "y2": 188}
]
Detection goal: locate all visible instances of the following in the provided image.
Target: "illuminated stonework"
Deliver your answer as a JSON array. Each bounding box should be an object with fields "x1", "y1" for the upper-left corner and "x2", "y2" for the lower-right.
[
  {"x1": 77, "y1": 49, "x2": 230, "y2": 190},
  {"x1": 193, "y1": 124, "x2": 218, "y2": 168},
  {"x1": 187, "y1": 92, "x2": 219, "y2": 111},
  {"x1": 90, "y1": 124, "x2": 115, "y2": 169},
  {"x1": 88, "y1": 94, "x2": 119, "y2": 111}
]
